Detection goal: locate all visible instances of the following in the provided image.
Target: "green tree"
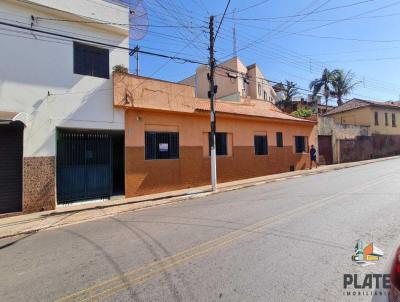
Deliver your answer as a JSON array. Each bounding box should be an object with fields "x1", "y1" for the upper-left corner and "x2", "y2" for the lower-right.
[
  {"x1": 330, "y1": 69, "x2": 359, "y2": 106},
  {"x1": 292, "y1": 107, "x2": 313, "y2": 118},
  {"x1": 309, "y1": 68, "x2": 334, "y2": 111},
  {"x1": 283, "y1": 80, "x2": 299, "y2": 105},
  {"x1": 277, "y1": 80, "x2": 299, "y2": 112}
]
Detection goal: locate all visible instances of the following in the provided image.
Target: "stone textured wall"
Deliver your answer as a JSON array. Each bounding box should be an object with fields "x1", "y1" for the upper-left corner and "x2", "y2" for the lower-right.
[
  {"x1": 318, "y1": 116, "x2": 369, "y2": 138},
  {"x1": 339, "y1": 135, "x2": 400, "y2": 163},
  {"x1": 125, "y1": 146, "x2": 310, "y2": 197},
  {"x1": 23, "y1": 156, "x2": 56, "y2": 213},
  {"x1": 318, "y1": 116, "x2": 370, "y2": 163}
]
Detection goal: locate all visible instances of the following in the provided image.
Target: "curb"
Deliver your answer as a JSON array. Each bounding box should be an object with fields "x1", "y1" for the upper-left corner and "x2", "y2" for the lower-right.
[
  {"x1": 1, "y1": 155, "x2": 399, "y2": 240},
  {"x1": 0, "y1": 191, "x2": 213, "y2": 240}
]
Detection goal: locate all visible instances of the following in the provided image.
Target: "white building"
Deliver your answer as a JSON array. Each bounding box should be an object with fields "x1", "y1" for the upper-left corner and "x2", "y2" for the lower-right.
[{"x1": 0, "y1": 0, "x2": 129, "y2": 214}]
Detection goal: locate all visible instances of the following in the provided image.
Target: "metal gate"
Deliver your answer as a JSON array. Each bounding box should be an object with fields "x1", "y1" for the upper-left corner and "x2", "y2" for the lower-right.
[
  {"x1": 0, "y1": 122, "x2": 23, "y2": 213},
  {"x1": 318, "y1": 135, "x2": 333, "y2": 165},
  {"x1": 56, "y1": 129, "x2": 112, "y2": 204}
]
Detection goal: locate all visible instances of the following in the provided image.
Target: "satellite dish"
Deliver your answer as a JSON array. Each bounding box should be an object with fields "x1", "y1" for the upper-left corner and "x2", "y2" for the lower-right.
[{"x1": 129, "y1": 0, "x2": 149, "y2": 40}]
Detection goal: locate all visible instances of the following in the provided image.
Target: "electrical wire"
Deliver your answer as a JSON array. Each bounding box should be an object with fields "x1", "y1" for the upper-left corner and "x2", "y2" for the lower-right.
[
  {"x1": 211, "y1": 3, "x2": 400, "y2": 95},
  {"x1": 225, "y1": 0, "x2": 375, "y2": 21},
  {"x1": 215, "y1": 0, "x2": 231, "y2": 40},
  {"x1": 36, "y1": 17, "x2": 205, "y2": 28},
  {"x1": 0, "y1": 20, "x2": 207, "y2": 65}
]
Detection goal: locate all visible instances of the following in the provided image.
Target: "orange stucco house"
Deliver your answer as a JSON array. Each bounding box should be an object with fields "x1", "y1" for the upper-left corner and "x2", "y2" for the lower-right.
[{"x1": 113, "y1": 73, "x2": 316, "y2": 197}]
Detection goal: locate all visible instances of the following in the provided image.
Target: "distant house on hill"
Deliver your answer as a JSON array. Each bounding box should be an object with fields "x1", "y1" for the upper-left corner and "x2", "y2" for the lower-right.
[
  {"x1": 325, "y1": 98, "x2": 400, "y2": 135},
  {"x1": 180, "y1": 56, "x2": 277, "y2": 103}
]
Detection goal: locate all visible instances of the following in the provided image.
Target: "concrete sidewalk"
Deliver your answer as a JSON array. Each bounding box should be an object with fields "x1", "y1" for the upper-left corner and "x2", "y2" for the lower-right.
[{"x1": 1, "y1": 155, "x2": 399, "y2": 239}]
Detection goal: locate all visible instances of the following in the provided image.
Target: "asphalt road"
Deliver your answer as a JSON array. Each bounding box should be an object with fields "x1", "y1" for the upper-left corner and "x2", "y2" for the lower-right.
[{"x1": 1, "y1": 159, "x2": 400, "y2": 302}]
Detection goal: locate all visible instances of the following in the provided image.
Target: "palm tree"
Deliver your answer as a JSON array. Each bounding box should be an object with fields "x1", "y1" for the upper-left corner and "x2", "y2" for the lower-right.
[
  {"x1": 309, "y1": 68, "x2": 333, "y2": 112},
  {"x1": 330, "y1": 69, "x2": 359, "y2": 106}
]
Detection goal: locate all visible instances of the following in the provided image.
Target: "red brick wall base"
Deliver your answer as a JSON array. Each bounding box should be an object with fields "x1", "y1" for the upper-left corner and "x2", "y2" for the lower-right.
[
  {"x1": 23, "y1": 156, "x2": 56, "y2": 213},
  {"x1": 125, "y1": 146, "x2": 310, "y2": 197}
]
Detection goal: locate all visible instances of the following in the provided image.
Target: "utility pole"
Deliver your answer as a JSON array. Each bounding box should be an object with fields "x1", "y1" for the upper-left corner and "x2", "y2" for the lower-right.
[
  {"x1": 129, "y1": 46, "x2": 140, "y2": 76},
  {"x1": 135, "y1": 45, "x2": 140, "y2": 76},
  {"x1": 208, "y1": 16, "x2": 217, "y2": 192}
]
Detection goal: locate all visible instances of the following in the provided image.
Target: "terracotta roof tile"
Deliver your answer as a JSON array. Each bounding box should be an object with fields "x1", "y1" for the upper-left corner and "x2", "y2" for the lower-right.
[
  {"x1": 325, "y1": 98, "x2": 400, "y2": 116},
  {"x1": 324, "y1": 99, "x2": 370, "y2": 115},
  {"x1": 195, "y1": 99, "x2": 314, "y2": 123}
]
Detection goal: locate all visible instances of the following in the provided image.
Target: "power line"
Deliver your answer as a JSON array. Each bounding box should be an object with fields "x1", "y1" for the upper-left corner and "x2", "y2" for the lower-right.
[
  {"x1": 213, "y1": 34, "x2": 400, "y2": 95},
  {"x1": 1, "y1": 16, "x2": 380, "y2": 103},
  {"x1": 225, "y1": 0, "x2": 375, "y2": 21},
  {"x1": 211, "y1": 32, "x2": 400, "y2": 97},
  {"x1": 229, "y1": 11, "x2": 400, "y2": 24},
  {"x1": 3, "y1": 14, "x2": 211, "y2": 56},
  {"x1": 289, "y1": 0, "x2": 400, "y2": 38},
  {"x1": 220, "y1": 0, "x2": 333, "y2": 60},
  {"x1": 194, "y1": 0, "x2": 210, "y2": 15},
  {"x1": 7, "y1": 0, "x2": 396, "y2": 100},
  {"x1": 36, "y1": 16, "x2": 205, "y2": 28},
  {"x1": 0, "y1": 20, "x2": 207, "y2": 65},
  {"x1": 214, "y1": 64, "x2": 368, "y2": 103},
  {"x1": 211, "y1": 3, "x2": 400, "y2": 94},
  {"x1": 220, "y1": 0, "x2": 272, "y2": 16},
  {"x1": 0, "y1": 12, "x2": 209, "y2": 51},
  {"x1": 151, "y1": 0, "x2": 209, "y2": 58},
  {"x1": 215, "y1": 0, "x2": 231, "y2": 40},
  {"x1": 268, "y1": 0, "x2": 333, "y2": 40},
  {"x1": 122, "y1": 36, "x2": 202, "y2": 100},
  {"x1": 14, "y1": 0, "x2": 211, "y2": 55}
]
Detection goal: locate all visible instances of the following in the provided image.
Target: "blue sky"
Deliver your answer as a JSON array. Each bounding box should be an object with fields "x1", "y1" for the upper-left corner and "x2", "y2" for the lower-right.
[{"x1": 124, "y1": 0, "x2": 400, "y2": 103}]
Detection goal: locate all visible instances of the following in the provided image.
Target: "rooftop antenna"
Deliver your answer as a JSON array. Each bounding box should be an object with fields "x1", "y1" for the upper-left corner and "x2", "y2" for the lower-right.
[
  {"x1": 129, "y1": 0, "x2": 149, "y2": 76},
  {"x1": 233, "y1": 9, "x2": 237, "y2": 57}
]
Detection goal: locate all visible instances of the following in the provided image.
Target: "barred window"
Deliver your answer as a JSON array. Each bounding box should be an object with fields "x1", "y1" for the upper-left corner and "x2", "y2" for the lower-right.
[
  {"x1": 209, "y1": 132, "x2": 227, "y2": 156},
  {"x1": 276, "y1": 132, "x2": 283, "y2": 147},
  {"x1": 392, "y1": 113, "x2": 397, "y2": 127},
  {"x1": 385, "y1": 112, "x2": 389, "y2": 126},
  {"x1": 145, "y1": 132, "x2": 179, "y2": 160},
  {"x1": 254, "y1": 135, "x2": 268, "y2": 155}
]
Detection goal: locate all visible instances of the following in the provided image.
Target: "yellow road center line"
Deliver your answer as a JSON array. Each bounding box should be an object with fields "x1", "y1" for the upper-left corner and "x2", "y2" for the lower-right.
[{"x1": 55, "y1": 175, "x2": 393, "y2": 302}]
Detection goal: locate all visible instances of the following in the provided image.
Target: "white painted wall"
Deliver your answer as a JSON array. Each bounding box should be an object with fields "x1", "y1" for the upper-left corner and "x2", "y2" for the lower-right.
[
  {"x1": 26, "y1": 0, "x2": 129, "y2": 32},
  {"x1": 0, "y1": 0, "x2": 129, "y2": 157}
]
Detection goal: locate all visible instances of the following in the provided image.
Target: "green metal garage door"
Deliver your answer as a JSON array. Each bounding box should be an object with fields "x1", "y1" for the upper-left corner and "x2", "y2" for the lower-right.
[{"x1": 56, "y1": 129, "x2": 112, "y2": 204}]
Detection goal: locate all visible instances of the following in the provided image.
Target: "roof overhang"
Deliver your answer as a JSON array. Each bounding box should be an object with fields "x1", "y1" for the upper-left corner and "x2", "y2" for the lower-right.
[
  {"x1": 0, "y1": 111, "x2": 28, "y2": 126},
  {"x1": 194, "y1": 109, "x2": 317, "y2": 125}
]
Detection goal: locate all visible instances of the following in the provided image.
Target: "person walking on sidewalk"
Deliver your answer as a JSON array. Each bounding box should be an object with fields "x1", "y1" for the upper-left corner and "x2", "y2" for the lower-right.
[{"x1": 310, "y1": 145, "x2": 318, "y2": 169}]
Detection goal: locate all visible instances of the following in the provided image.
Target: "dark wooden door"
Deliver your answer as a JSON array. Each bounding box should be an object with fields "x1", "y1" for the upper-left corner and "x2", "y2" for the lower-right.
[
  {"x1": 318, "y1": 135, "x2": 333, "y2": 165},
  {"x1": 0, "y1": 122, "x2": 23, "y2": 214}
]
